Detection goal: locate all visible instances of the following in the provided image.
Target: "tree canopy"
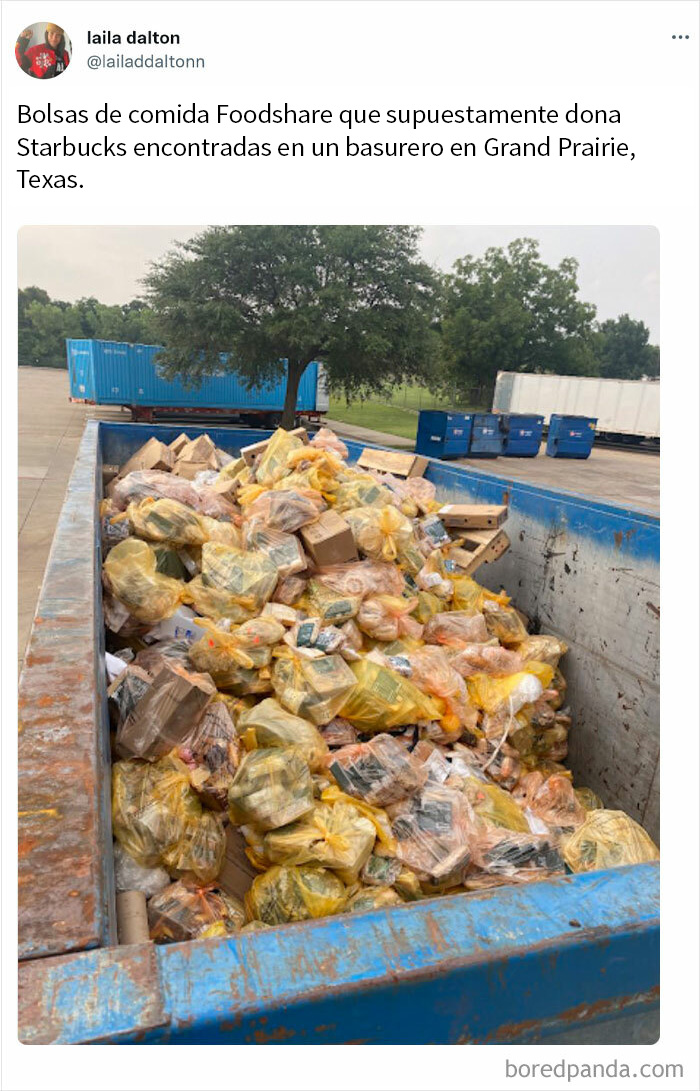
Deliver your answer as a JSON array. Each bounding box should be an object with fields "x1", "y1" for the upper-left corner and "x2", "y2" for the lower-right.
[
  {"x1": 593, "y1": 313, "x2": 659, "y2": 379},
  {"x1": 440, "y1": 238, "x2": 600, "y2": 399},
  {"x1": 144, "y1": 225, "x2": 440, "y2": 427}
]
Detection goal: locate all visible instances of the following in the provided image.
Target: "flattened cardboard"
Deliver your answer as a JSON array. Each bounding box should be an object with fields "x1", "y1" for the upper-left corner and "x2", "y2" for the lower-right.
[
  {"x1": 240, "y1": 427, "x2": 308, "y2": 467},
  {"x1": 217, "y1": 826, "x2": 260, "y2": 901},
  {"x1": 438, "y1": 503, "x2": 508, "y2": 529},
  {"x1": 119, "y1": 438, "x2": 174, "y2": 478},
  {"x1": 357, "y1": 448, "x2": 428, "y2": 478},
  {"x1": 300, "y1": 510, "x2": 358, "y2": 566}
]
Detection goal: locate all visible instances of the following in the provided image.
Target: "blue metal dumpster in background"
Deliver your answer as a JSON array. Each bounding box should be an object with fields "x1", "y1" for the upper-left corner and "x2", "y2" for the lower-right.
[
  {"x1": 502, "y1": 413, "x2": 545, "y2": 457},
  {"x1": 547, "y1": 414, "x2": 598, "y2": 458},
  {"x1": 468, "y1": 412, "x2": 505, "y2": 457},
  {"x1": 415, "y1": 410, "x2": 473, "y2": 459},
  {"x1": 17, "y1": 422, "x2": 659, "y2": 1044}
]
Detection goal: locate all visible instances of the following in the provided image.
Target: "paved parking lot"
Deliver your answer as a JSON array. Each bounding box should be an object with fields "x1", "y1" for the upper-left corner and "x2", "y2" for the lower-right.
[{"x1": 18, "y1": 366, "x2": 660, "y2": 663}]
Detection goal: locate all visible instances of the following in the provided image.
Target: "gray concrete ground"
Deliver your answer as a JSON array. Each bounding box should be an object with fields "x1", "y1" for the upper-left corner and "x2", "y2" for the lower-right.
[{"x1": 18, "y1": 367, "x2": 660, "y2": 663}]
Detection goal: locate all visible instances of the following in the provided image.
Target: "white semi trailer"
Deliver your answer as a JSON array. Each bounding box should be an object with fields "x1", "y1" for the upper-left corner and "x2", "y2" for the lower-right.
[{"x1": 492, "y1": 372, "x2": 660, "y2": 443}]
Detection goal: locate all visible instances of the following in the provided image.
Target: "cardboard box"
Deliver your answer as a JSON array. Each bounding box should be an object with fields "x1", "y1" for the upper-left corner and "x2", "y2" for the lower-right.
[
  {"x1": 173, "y1": 459, "x2": 217, "y2": 480},
  {"x1": 357, "y1": 448, "x2": 428, "y2": 478},
  {"x1": 300, "y1": 510, "x2": 358, "y2": 566},
  {"x1": 209, "y1": 475, "x2": 241, "y2": 500},
  {"x1": 169, "y1": 432, "x2": 192, "y2": 458},
  {"x1": 119, "y1": 438, "x2": 174, "y2": 478},
  {"x1": 447, "y1": 528, "x2": 510, "y2": 576},
  {"x1": 116, "y1": 661, "x2": 216, "y2": 760},
  {"x1": 217, "y1": 826, "x2": 260, "y2": 901},
  {"x1": 438, "y1": 503, "x2": 508, "y2": 529},
  {"x1": 178, "y1": 434, "x2": 217, "y2": 464},
  {"x1": 240, "y1": 427, "x2": 308, "y2": 467},
  {"x1": 102, "y1": 464, "x2": 120, "y2": 487}
]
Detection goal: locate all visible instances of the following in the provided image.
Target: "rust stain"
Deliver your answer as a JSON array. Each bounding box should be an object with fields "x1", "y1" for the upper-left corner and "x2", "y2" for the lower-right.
[
  {"x1": 646, "y1": 602, "x2": 660, "y2": 619},
  {"x1": 613, "y1": 531, "x2": 623, "y2": 549},
  {"x1": 253, "y1": 1024, "x2": 296, "y2": 1043}
]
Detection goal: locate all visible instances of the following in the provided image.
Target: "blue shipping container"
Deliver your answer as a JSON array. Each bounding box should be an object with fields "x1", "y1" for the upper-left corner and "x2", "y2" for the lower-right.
[
  {"x1": 468, "y1": 412, "x2": 505, "y2": 457},
  {"x1": 18, "y1": 421, "x2": 659, "y2": 1044},
  {"x1": 502, "y1": 413, "x2": 545, "y2": 457},
  {"x1": 66, "y1": 339, "x2": 320, "y2": 416},
  {"x1": 547, "y1": 414, "x2": 598, "y2": 459},
  {"x1": 415, "y1": 410, "x2": 473, "y2": 459}
]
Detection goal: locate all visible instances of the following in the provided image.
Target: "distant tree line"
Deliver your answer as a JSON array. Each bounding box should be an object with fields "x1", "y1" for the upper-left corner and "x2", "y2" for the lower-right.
[
  {"x1": 19, "y1": 233, "x2": 659, "y2": 422},
  {"x1": 18, "y1": 287, "x2": 158, "y2": 369}
]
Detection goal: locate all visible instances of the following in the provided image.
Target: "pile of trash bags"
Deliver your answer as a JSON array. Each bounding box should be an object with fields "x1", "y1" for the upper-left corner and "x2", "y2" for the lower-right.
[{"x1": 103, "y1": 426, "x2": 659, "y2": 942}]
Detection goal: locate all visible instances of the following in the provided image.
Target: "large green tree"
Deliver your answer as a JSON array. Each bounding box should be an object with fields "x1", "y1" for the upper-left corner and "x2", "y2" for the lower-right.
[
  {"x1": 440, "y1": 238, "x2": 598, "y2": 401},
  {"x1": 593, "y1": 313, "x2": 659, "y2": 379},
  {"x1": 144, "y1": 225, "x2": 440, "y2": 428}
]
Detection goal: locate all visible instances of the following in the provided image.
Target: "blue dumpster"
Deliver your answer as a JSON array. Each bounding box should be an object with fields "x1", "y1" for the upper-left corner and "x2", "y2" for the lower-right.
[
  {"x1": 547, "y1": 414, "x2": 598, "y2": 458},
  {"x1": 415, "y1": 410, "x2": 473, "y2": 459},
  {"x1": 502, "y1": 413, "x2": 545, "y2": 457},
  {"x1": 468, "y1": 413, "x2": 505, "y2": 457},
  {"x1": 17, "y1": 421, "x2": 659, "y2": 1044}
]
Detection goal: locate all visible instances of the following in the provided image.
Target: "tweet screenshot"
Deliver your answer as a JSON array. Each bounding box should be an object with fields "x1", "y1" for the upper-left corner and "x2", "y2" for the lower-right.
[{"x1": 2, "y1": 0, "x2": 698, "y2": 1087}]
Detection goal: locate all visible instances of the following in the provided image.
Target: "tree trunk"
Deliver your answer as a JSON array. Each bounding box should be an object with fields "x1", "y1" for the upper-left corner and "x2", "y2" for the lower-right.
[{"x1": 281, "y1": 360, "x2": 305, "y2": 429}]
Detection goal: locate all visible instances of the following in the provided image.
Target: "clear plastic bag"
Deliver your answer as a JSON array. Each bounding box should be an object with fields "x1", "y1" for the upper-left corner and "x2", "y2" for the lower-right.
[
  {"x1": 116, "y1": 660, "x2": 216, "y2": 761},
  {"x1": 451, "y1": 642, "x2": 524, "y2": 676},
  {"x1": 245, "y1": 865, "x2": 347, "y2": 924},
  {"x1": 148, "y1": 877, "x2": 245, "y2": 943},
  {"x1": 181, "y1": 700, "x2": 244, "y2": 811},
  {"x1": 113, "y1": 840, "x2": 171, "y2": 898},
  {"x1": 238, "y1": 696, "x2": 329, "y2": 771},
  {"x1": 339, "y1": 658, "x2": 442, "y2": 732},
  {"x1": 327, "y1": 733, "x2": 428, "y2": 807},
  {"x1": 344, "y1": 505, "x2": 417, "y2": 564},
  {"x1": 271, "y1": 651, "x2": 358, "y2": 726},
  {"x1": 424, "y1": 611, "x2": 490, "y2": 647},
  {"x1": 361, "y1": 853, "x2": 403, "y2": 886},
  {"x1": 357, "y1": 594, "x2": 424, "y2": 643},
  {"x1": 272, "y1": 575, "x2": 308, "y2": 606},
  {"x1": 103, "y1": 538, "x2": 188, "y2": 624},
  {"x1": 402, "y1": 647, "x2": 478, "y2": 735},
  {"x1": 244, "y1": 487, "x2": 325, "y2": 532},
  {"x1": 263, "y1": 800, "x2": 376, "y2": 882},
  {"x1": 228, "y1": 747, "x2": 315, "y2": 830},
  {"x1": 562, "y1": 809, "x2": 659, "y2": 872},
  {"x1": 471, "y1": 823, "x2": 564, "y2": 878},
  {"x1": 512, "y1": 771, "x2": 586, "y2": 833},
  {"x1": 244, "y1": 524, "x2": 307, "y2": 578},
  {"x1": 309, "y1": 426, "x2": 349, "y2": 460},
  {"x1": 315, "y1": 559, "x2": 405, "y2": 599},
  {"x1": 389, "y1": 785, "x2": 476, "y2": 883},
  {"x1": 111, "y1": 469, "x2": 232, "y2": 518}
]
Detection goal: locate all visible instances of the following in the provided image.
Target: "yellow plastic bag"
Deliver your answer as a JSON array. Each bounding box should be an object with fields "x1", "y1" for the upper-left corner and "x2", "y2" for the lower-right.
[
  {"x1": 482, "y1": 601, "x2": 529, "y2": 646},
  {"x1": 228, "y1": 747, "x2": 315, "y2": 830},
  {"x1": 103, "y1": 538, "x2": 187, "y2": 624},
  {"x1": 462, "y1": 774, "x2": 530, "y2": 832},
  {"x1": 333, "y1": 474, "x2": 393, "y2": 512},
  {"x1": 162, "y1": 808, "x2": 226, "y2": 883},
  {"x1": 255, "y1": 428, "x2": 305, "y2": 484},
  {"x1": 339, "y1": 658, "x2": 442, "y2": 732},
  {"x1": 412, "y1": 590, "x2": 446, "y2": 625},
  {"x1": 344, "y1": 505, "x2": 417, "y2": 564},
  {"x1": 320, "y1": 785, "x2": 396, "y2": 849},
  {"x1": 562, "y1": 810, "x2": 659, "y2": 873},
  {"x1": 286, "y1": 445, "x2": 345, "y2": 496},
  {"x1": 263, "y1": 801, "x2": 376, "y2": 883},
  {"x1": 303, "y1": 580, "x2": 361, "y2": 626},
  {"x1": 315, "y1": 560, "x2": 405, "y2": 599},
  {"x1": 346, "y1": 885, "x2": 404, "y2": 913},
  {"x1": 237, "y1": 697, "x2": 328, "y2": 771},
  {"x1": 196, "y1": 541, "x2": 278, "y2": 614},
  {"x1": 467, "y1": 662, "x2": 554, "y2": 716},
  {"x1": 451, "y1": 577, "x2": 509, "y2": 614},
  {"x1": 574, "y1": 786, "x2": 605, "y2": 811},
  {"x1": 245, "y1": 865, "x2": 347, "y2": 924},
  {"x1": 188, "y1": 617, "x2": 285, "y2": 683},
  {"x1": 271, "y1": 651, "x2": 358, "y2": 726},
  {"x1": 516, "y1": 634, "x2": 568, "y2": 668},
  {"x1": 126, "y1": 497, "x2": 239, "y2": 548}
]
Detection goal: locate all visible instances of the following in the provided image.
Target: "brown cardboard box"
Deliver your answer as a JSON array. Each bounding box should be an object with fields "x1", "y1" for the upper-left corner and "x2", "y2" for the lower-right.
[
  {"x1": 300, "y1": 510, "x2": 358, "y2": 566},
  {"x1": 169, "y1": 433, "x2": 192, "y2": 457},
  {"x1": 177, "y1": 434, "x2": 217, "y2": 464},
  {"x1": 173, "y1": 459, "x2": 217, "y2": 480},
  {"x1": 447, "y1": 528, "x2": 510, "y2": 575},
  {"x1": 356, "y1": 448, "x2": 429, "y2": 478},
  {"x1": 217, "y1": 826, "x2": 259, "y2": 901},
  {"x1": 209, "y1": 476, "x2": 240, "y2": 500},
  {"x1": 119, "y1": 438, "x2": 174, "y2": 477},
  {"x1": 240, "y1": 427, "x2": 308, "y2": 467},
  {"x1": 438, "y1": 503, "x2": 508, "y2": 529},
  {"x1": 116, "y1": 660, "x2": 216, "y2": 760}
]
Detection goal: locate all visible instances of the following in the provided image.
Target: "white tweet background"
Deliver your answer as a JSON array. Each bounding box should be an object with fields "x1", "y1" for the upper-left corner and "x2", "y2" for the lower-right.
[{"x1": 2, "y1": 1, "x2": 698, "y2": 1088}]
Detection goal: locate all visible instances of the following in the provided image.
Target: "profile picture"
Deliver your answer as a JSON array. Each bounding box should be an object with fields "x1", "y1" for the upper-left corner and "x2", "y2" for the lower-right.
[{"x1": 15, "y1": 21, "x2": 71, "y2": 78}]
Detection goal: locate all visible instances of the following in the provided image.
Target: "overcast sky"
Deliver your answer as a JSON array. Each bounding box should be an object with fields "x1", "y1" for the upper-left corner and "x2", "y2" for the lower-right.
[{"x1": 18, "y1": 224, "x2": 659, "y2": 342}]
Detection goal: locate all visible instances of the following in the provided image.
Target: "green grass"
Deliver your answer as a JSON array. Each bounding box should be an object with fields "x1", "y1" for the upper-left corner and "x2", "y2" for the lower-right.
[{"x1": 328, "y1": 383, "x2": 485, "y2": 440}]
